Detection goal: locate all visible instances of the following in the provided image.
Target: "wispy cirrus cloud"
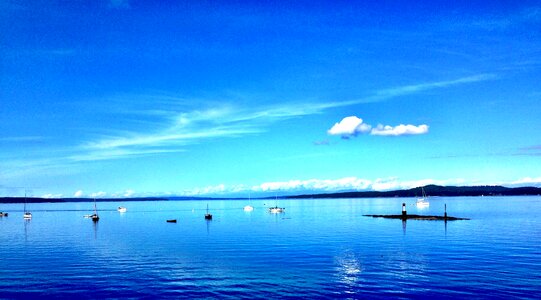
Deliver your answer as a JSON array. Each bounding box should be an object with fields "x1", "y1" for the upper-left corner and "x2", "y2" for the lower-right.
[
  {"x1": 518, "y1": 145, "x2": 541, "y2": 152},
  {"x1": 337, "y1": 73, "x2": 497, "y2": 106},
  {"x1": 0, "y1": 136, "x2": 46, "y2": 142},
  {"x1": 313, "y1": 140, "x2": 330, "y2": 146},
  {"x1": 466, "y1": 6, "x2": 541, "y2": 30},
  {"x1": 508, "y1": 144, "x2": 541, "y2": 157},
  {"x1": 328, "y1": 116, "x2": 428, "y2": 138},
  {"x1": 70, "y1": 148, "x2": 186, "y2": 162},
  {"x1": 82, "y1": 74, "x2": 492, "y2": 161},
  {"x1": 81, "y1": 102, "x2": 323, "y2": 158},
  {"x1": 368, "y1": 74, "x2": 497, "y2": 101},
  {"x1": 0, "y1": 73, "x2": 492, "y2": 169}
]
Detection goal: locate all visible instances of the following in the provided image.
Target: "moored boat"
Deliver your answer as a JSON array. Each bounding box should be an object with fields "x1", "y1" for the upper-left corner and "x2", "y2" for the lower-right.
[
  {"x1": 268, "y1": 195, "x2": 285, "y2": 213},
  {"x1": 416, "y1": 187, "x2": 429, "y2": 207},
  {"x1": 268, "y1": 206, "x2": 285, "y2": 213},
  {"x1": 205, "y1": 204, "x2": 212, "y2": 220},
  {"x1": 90, "y1": 198, "x2": 99, "y2": 221},
  {"x1": 23, "y1": 192, "x2": 32, "y2": 219},
  {"x1": 243, "y1": 194, "x2": 254, "y2": 211}
]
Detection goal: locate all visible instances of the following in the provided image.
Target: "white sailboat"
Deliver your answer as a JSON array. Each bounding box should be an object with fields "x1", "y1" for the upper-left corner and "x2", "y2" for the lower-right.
[
  {"x1": 23, "y1": 192, "x2": 32, "y2": 219},
  {"x1": 243, "y1": 194, "x2": 254, "y2": 212},
  {"x1": 416, "y1": 187, "x2": 429, "y2": 207},
  {"x1": 268, "y1": 195, "x2": 285, "y2": 213}
]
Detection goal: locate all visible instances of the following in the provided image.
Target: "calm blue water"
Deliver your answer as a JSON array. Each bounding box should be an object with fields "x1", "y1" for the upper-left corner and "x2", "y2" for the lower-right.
[{"x1": 1, "y1": 196, "x2": 540, "y2": 299}]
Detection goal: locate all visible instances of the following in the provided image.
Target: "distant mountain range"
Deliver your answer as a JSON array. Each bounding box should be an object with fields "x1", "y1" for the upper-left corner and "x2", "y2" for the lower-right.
[{"x1": 1, "y1": 185, "x2": 540, "y2": 203}]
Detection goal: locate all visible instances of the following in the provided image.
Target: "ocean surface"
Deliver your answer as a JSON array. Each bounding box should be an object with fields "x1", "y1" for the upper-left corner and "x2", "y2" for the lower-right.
[{"x1": 1, "y1": 196, "x2": 540, "y2": 299}]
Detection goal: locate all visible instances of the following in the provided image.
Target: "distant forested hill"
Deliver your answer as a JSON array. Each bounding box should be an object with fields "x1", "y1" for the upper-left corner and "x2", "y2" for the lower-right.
[{"x1": 286, "y1": 185, "x2": 541, "y2": 199}]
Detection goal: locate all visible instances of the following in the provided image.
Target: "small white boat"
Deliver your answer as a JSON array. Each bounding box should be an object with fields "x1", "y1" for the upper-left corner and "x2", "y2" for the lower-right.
[
  {"x1": 268, "y1": 195, "x2": 285, "y2": 213},
  {"x1": 268, "y1": 206, "x2": 285, "y2": 213},
  {"x1": 23, "y1": 192, "x2": 32, "y2": 219},
  {"x1": 117, "y1": 206, "x2": 127, "y2": 213},
  {"x1": 243, "y1": 195, "x2": 254, "y2": 211},
  {"x1": 416, "y1": 187, "x2": 429, "y2": 207}
]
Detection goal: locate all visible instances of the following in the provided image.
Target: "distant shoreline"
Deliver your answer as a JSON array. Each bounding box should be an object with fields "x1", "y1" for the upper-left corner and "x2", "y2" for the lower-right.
[{"x1": 1, "y1": 185, "x2": 540, "y2": 203}]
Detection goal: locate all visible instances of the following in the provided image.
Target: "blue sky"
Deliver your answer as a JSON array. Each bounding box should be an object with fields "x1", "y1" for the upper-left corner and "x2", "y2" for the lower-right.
[{"x1": 1, "y1": 0, "x2": 540, "y2": 198}]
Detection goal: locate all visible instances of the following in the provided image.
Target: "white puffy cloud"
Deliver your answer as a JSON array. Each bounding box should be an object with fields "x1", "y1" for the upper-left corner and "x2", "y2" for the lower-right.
[
  {"x1": 179, "y1": 177, "x2": 467, "y2": 195},
  {"x1": 370, "y1": 178, "x2": 465, "y2": 191},
  {"x1": 371, "y1": 124, "x2": 429, "y2": 136},
  {"x1": 42, "y1": 193, "x2": 63, "y2": 199},
  {"x1": 254, "y1": 177, "x2": 470, "y2": 192},
  {"x1": 327, "y1": 116, "x2": 371, "y2": 137},
  {"x1": 256, "y1": 177, "x2": 373, "y2": 192},
  {"x1": 124, "y1": 189, "x2": 135, "y2": 197},
  {"x1": 74, "y1": 190, "x2": 84, "y2": 198},
  {"x1": 328, "y1": 116, "x2": 428, "y2": 138},
  {"x1": 183, "y1": 184, "x2": 227, "y2": 196},
  {"x1": 509, "y1": 177, "x2": 541, "y2": 186},
  {"x1": 91, "y1": 191, "x2": 107, "y2": 198}
]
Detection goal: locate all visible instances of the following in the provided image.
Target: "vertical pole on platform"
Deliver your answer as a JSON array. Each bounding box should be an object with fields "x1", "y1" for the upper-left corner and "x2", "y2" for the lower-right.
[
  {"x1": 444, "y1": 203, "x2": 447, "y2": 219},
  {"x1": 402, "y1": 203, "x2": 407, "y2": 217}
]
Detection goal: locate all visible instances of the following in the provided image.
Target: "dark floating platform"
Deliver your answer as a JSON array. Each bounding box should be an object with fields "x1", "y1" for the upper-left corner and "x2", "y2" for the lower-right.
[
  {"x1": 363, "y1": 214, "x2": 469, "y2": 221},
  {"x1": 364, "y1": 203, "x2": 469, "y2": 221},
  {"x1": 166, "y1": 219, "x2": 177, "y2": 223}
]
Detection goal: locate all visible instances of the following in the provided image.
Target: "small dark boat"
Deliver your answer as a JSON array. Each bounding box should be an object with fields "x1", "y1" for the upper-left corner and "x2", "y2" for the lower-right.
[
  {"x1": 90, "y1": 198, "x2": 99, "y2": 222},
  {"x1": 166, "y1": 219, "x2": 177, "y2": 223},
  {"x1": 0, "y1": 212, "x2": 7, "y2": 217},
  {"x1": 205, "y1": 204, "x2": 212, "y2": 220}
]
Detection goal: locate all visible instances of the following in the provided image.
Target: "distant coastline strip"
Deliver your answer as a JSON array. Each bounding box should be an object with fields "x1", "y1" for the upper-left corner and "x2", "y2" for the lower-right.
[{"x1": 1, "y1": 185, "x2": 540, "y2": 203}]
